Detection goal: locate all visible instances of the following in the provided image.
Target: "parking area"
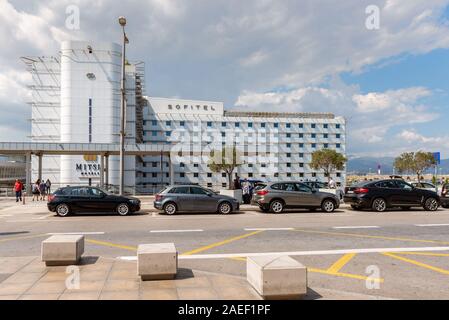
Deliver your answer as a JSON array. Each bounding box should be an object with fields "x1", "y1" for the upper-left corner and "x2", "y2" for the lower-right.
[{"x1": 1, "y1": 198, "x2": 449, "y2": 299}]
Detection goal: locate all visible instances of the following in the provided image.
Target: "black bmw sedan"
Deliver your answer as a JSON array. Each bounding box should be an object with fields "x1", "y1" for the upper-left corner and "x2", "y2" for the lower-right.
[
  {"x1": 47, "y1": 186, "x2": 141, "y2": 217},
  {"x1": 344, "y1": 179, "x2": 440, "y2": 212}
]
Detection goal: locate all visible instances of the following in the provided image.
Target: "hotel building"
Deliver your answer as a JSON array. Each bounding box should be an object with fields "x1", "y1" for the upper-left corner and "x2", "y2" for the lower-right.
[{"x1": 22, "y1": 41, "x2": 346, "y2": 194}]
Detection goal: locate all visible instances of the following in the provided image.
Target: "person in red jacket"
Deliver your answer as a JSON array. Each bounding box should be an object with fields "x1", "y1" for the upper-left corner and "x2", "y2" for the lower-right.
[{"x1": 13, "y1": 179, "x2": 23, "y2": 202}]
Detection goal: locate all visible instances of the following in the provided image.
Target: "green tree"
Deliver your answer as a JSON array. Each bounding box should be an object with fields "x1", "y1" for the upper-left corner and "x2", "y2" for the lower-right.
[
  {"x1": 394, "y1": 151, "x2": 436, "y2": 183},
  {"x1": 208, "y1": 147, "x2": 243, "y2": 190},
  {"x1": 310, "y1": 149, "x2": 347, "y2": 182}
]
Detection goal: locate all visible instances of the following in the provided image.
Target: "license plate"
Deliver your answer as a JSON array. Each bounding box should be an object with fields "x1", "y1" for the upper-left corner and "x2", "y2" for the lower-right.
[{"x1": 347, "y1": 191, "x2": 354, "y2": 194}]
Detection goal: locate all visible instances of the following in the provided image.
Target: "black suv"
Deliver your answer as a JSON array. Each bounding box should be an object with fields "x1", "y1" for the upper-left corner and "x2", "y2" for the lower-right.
[
  {"x1": 48, "y1": 186, "x2": 141, "y2": 217},
  {"x1": 344, "y1": 179, "x2": 440, "y2": 212}
]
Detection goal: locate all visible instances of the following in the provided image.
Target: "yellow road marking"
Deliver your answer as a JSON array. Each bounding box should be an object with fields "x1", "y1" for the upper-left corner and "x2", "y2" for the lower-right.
[
  {"x1": 293, "y1": 229, "x2": 449, "y2": 245},
  {"x1": 0, "y1": 233, "x2": 47, "y2": 243},
  {"x1": 326, "y1": 253, "x2": 356, "y2": 273},
  {"x1": 382, "y1": 252, "x2": 449, "y2": 275},
  {"x1": 392, "y1": 252, "x2": 449, "y2": 257},
  {"x1": 181, "y1": 230, "x2": 264, "y2": 256},
  {"x1": 86, "y1": 239, "x2": 137, "y2": 252},
  {"x1": 309, "y1": 267, "x2": 383, "y2": 283}
]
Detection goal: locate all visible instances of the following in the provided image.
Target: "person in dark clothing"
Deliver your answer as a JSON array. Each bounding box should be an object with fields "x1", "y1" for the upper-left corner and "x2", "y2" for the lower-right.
[{"x1": 233, "y1": 174, "x2": 241, "y2": 190}]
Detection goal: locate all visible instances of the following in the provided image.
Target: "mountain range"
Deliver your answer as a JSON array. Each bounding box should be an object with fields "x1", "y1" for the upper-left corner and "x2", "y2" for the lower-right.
[{"x1": 347, "y1": 157, "x2": 449, "y2": 175}]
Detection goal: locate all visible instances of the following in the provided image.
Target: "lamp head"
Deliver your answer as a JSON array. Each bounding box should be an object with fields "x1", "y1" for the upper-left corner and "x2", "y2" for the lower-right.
[{"x1": 118, "y1": 16, "x2": 127, "y2": 27}]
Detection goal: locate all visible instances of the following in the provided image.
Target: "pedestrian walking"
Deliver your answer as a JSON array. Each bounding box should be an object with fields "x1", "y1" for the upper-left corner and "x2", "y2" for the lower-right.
[
  {"x1": 39, "y1": 180, "x2": 47, "y2": 201},
  {"x1": 13, "y1": 179, "x2": 23, "y2": 202},
  {"x1": 329, "y1": 177, "x2": 336, "y2": 189},
  {"x1": 32, "y1": 180, "x2": 40, "y2": 201},
  {"x1": 45, "y1": 179, "x2": 52, "y2": 194}
]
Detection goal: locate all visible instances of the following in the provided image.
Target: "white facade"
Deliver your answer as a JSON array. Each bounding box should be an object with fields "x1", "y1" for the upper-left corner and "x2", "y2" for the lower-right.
[{"x1": 141, "y1": 97, "x2": 346, "y2": 193}]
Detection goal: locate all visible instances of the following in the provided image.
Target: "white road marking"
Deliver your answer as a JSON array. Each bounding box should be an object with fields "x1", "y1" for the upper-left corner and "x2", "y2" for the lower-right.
[
  {"x1": 32, "y1": 213, "x2": 54, "y2": 220},
  {"x1": 117, "y1": 246, "x2": 449, "y2": 261},
  {"x1": 332, "y1": 226, "x2": 379, "y2": 229},
  {"x1": 46, "y1": 232, "x2": 105, "y2": 235},
  {"x1": 244, "y1": 228, "x2": 294, "y2": 231},
  {"x1": 415, "y1": 224, "x2": 449, "y2": 227},
  {"x1": 149, "y1": 229, "x2": 204, "y2": 233}
]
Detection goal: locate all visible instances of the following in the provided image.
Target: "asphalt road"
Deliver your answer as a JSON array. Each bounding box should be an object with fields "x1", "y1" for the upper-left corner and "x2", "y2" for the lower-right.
[{"x1": 1, "y1": 198, "x2": 449, "y2": 300}]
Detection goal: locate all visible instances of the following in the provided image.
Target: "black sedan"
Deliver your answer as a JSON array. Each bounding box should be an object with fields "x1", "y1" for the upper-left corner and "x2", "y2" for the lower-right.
[
  {"x1": 47, "y1": 186, "x2": 141, "y2": 217},
  {"x1": 344, "y1": 179, "x2": 440, "y2": 212}
]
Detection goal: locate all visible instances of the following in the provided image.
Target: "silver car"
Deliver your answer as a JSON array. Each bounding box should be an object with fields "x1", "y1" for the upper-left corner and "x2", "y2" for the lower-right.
[
  {"x1": 252, "y1": 181, "x2": 340, "y2": 213},
  {"x1": 154, "y1": 185, "x2": 240, "y2": 215}
]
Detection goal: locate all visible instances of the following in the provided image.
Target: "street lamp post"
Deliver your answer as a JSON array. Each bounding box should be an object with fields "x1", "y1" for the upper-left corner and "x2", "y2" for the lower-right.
[{"x1": 118, "y1": 16, "x2": 127, "y2": 195}]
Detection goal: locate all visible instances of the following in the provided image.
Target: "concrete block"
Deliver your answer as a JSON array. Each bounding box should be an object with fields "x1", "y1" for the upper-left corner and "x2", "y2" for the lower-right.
[
  {"x1": 137, "y1": 243, "x2": 177, "y2": 281},
  {"x1": 41, "y1": 235, "x2": 84, "y2": 266},
  {"x1": 247, "y1": 255, "x2": 307, "y2": 300}
]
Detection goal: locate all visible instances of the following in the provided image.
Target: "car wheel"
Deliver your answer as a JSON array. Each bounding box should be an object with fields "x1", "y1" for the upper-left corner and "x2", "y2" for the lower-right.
[
  {"x1": 270, "y1": 200, "x2": 284, "y2": 214},
  {"x1": 56, "y1": 204, "x2": 70, "y2": 217},
  {"x1": 117, "y1": 203, "x2": 130, "y2": 216},
  {"x1": 218, "y1": 202, "x2": 232, "y2": 215},
  {"x1": 372, "y1": 198, "x2": 387, "y2": 212},
  {"x1": 163, "y1": 202, "x2": 177, "y2": 215},
  {"x1": 424, "y1": 197, "x2": 439, "y2": 211},
  {"x1": 321, "y1": 199, "x2": 336, "y2": 213}
]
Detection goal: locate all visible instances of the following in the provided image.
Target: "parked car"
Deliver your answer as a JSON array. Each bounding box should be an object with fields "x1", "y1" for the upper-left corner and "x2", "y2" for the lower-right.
[
  {"x1": 303, "y1": 181, "x2": 345, "y2": 201},
  {"x1": 441, "y1": 183, "x2": 449, "y2": 208},
  {"x1": 47, "y1": 186, "x2": 141, "y2": 217},
  {"x1": 252, "y1": 181, "x2": 340, "y2": 213},
  {"x1": 154, "y1": 185, "x2": 240, "y2": 215},
  {"x1": 411, "y1": 182, "x2": 438, "y2": 193},
  {"x1": 344, "y1": 179, "x2": 440, "y2": 212}
]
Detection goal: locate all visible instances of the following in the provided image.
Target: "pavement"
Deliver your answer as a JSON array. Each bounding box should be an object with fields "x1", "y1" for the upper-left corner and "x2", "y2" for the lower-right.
[{"x1": 1, "y1": 196, "x2": 449, "y2": 300}]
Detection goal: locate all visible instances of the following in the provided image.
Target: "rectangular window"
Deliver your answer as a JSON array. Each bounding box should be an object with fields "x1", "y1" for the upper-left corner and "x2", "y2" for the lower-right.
[
  {"x1": 287, "y1": 163, "x2": 291, "y2": 168},
  {"x1": 248, "y1": 122, "x2": 253, "y2": 128},
  {"x1": 222, "y1": 122, "x2": 226, "y2": 127},
  {"x1": 274, "y1": 123, "x2": 279, "y2": 128},
  {"x1": 324, "y1": 133, "x2": 328, "y2": 138},
  {"x1": 222, "y1": 183, "x2": 227, "y2": 188},
  {"x1": 312, "y1": 143, "x2": 316, "y2": 148},
  {"x1": 194, "y1": 163, "x2": 199, "y2": 168},
  {"x1": 287, "y1": 173, "x2": 292, "y2": 177},
  {"x1": 324, "y1": 124, "x2": 328, "y2": 129},
  {"x1": 152, "y1": 173, "x2": 157, "y2": 178},
  {"x1": 336, "y1": 143, "x2": 341, "y2": 148},
  {"x1": 152, "y1": 120, "x2": 157, "y2": 126},
  {"x1": 324, "y1": 143, "x2": 329, "y2": 148},
  {"x1": 165, "y1": 131, "x2": 171, "y2": 137},
  {"x1": 152, "y1": 131, "x2": 157, "y2": 137},
  {"x1": 336, "y1": 124, "x2": 341, "y2": 129},
  {"x1": 194, "y1": 173, "x2": 199, "y2": 178},
  {"x1": 166, "y1": 121, "x2": 171, "y2": 126},
  {"x1": 299, "y1": 153, "x2": 304, "y2": 158},
  {"x1": 311, "y1": 123, "x2": 316, "y2": 129},
  {"x1": 207, "y1": 183, "x2": 212, "y2": 188},
  {"x1": 299, "y1": 123, "x2": 303, "y2": 129},
  {"x1": 152, "y1": 162, "x2": 158, "y2": 168},
  {"x1": 248, "y1": 173, "x2": 253, "y2": 178},
  {"x1": 207, "y1": 173, "x2": 212, "y2": 178},
  {"x1": 299, "y1": 173, "x2": 304, "y2": 178},
  {"x1": 311, "y1": 133, "x2": 316, "y2": 138},
  {"x1": 207, "y1": 121, "x2": 212, "y2": 127},
  {"x1": 286, "y1": 153, "x2": 291, "y2": 158},
  {"x1": 336, "y1": 134, "x2": 341, "y2": 139},
  {"x1": 299, "y1": 133, "x2": 304, "y2": 138},
  {"x1": 286, "y1": 133, "x2": 291, "y2": 138},
  {"x1": 299, "y1": 163, "x2": 304, "y2": 168},
  {"x1": 261, "y1": 122, "x2": 266, "y2": 128},
  {"x1": 286, "y1": 123, "x2": 291, "y2": 129},
  {"x1": 180, "y1": 121, "x2": 185, "y2": 127},
  {"x1": 180, "y1": 173, "x2": 185, "y2": 178},
  {"x1": 235, "y1": 122, "x2": 240, "y2": 128},
  {"x1": 299, "y1": 143, "x2": 304, "y2": 148},
  {"x1": 286, "y1": 143, "x2": 291, "y2": 148}
]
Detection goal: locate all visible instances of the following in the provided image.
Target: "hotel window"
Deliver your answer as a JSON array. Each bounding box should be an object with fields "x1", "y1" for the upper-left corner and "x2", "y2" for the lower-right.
[
  {"x1": 180, "y1": 173, "x2": 185, "y2": 178},
  {"x1": 287, "y1": 173, "x2": 292, "y2": 177},
  {"x1": 152, "y1": 162, "x2": 158, "y2": 168},
  {"x1": 165, "y1": 173, "x2": 169, "y2": 178},
  {"x1": 324, "y1": 133, "x2": 328, "y2": 138},
  {"x1": 286, "y1": 123, "x2": 291, "y2": 129},
  {"x1": 194, "y1": 163, "x2": 199, "y2": 168},
  {"x1": 274, "y1": 173, "x2": 279, "y2": 178},
  {"x1": 180, "y1": 162, "x2": 185, "y2": 167},
  {"x1": 151, "y1": 131, "x2": 157, "y2": 137},
  {"x1": 336, "y1": 143, "x2": 341, "y2": 148},
  {"x1": 152, "y1": 120, "x2": 157, "y2": 126},
  {"x1": 299, "y1": 133, "x2": 304, "y2": 138},
  {"x1": 311, "y1": 133, "x2": 316, "y2": 138},
  {"x1": 222, "y1": 183, "x2": 227, "y2": 188},
  {"x1": 194, "y1": 173, "x2": 199, "y2": 178},
  {"x1": 248, "y1": 122, "x2": 253, "y2": 128},
  {"x1": 324, "y1": 143, "x2": 329, "y2": 148},
  {"x1": 221, "y1": 132, "x2": 226, "y2": 137},
  {"x1": 222, "y1": 173, "x2": 226, "y2": 178},
  {"x1": 336, "y1": 172, "x2": 341, "y2": 177},
  {"x1": 286, "y1": 133, "x2": 291, "y2": 138},
  {"x1": 207, "y1": 183, "x2": 212, "y2": 188},
  {"x1": 261, "y1": 122, "x2": 266, "y2": 128},
  {"x1": 324, "y1": 124, "x2": 328, "y2": 129},
  {"x1": 336, "y1": 134, "x2": 341, "y2": 139},
  {"x1": 299, "y1": 173, "x2": 304, "y2": 178},
  {"x1": 207, "y1": 122, "x2": 212, "y2": 127},
  {"x1": 143, "y1": 120, "x2": 147, "y2": 126},
  {"x1": 152, "y1": 173, "x2": 157, "y2": 178},
  {"x1": 299, "y1": 153, "x2": 304, "y2": 158},
  {"x1": 274, "y1": 123, "x2": 279, "y2": 128},
  {"x1": 299, "y1": 163, "x2": 304, "y2": 168},
  {"x1": 299, "y1": 143, "x2": 304, "y2": 148},
  {"x1": 180, "y1": 121, "x2": 185, "y2": 127},
  {"x1": 143, "y1": 173, "x2": 147, "y2": 178},
  {"x1": 261, "y1": 163, "x2": 267, "y2": 168},
  {"x1": 286, "y1": 153, "x2": 291, "y2": 158},
  {"x1": 312, "y1": 173, "x2": 317, "y2": 177},
  {"x1": 166, "y1": 121, "x2": 171, "y2": 126},
  {"x1": 235, "y1": 122, "x2": 240, "y2": 128},
  {"x1": 311, "y1": 123, "x2": 316, "y2": 129},
  {"x1": 248, "y1": 164, "x2": 253, "y2": 168},
  {"x1": 336, "y1": 124, "x2": 341, "y2": 129},
  {"x1": 248, "y1": 173, "x2": 253, "y2": 178},
  {"x1": 286, "y1": 143, "x2": 291, "y2": 148},
  {"x1": 311, "y1": 143, "x2": 316, "y2": 148},
  {"x1": 287, "y1": 163, "x2": 291, "y2": 168},
  {"x1": 222, "y1": 122, "x2": 226, "y2": 127},
  {"x1": 165, "y1": 131, "x2": 171, "y2": 137},
  {"x1": 299, "y1": 123, "x2": 304, "y2": 128},
  {"x1": 207, "y1": 173, "x2": 212, "y2": 178}
]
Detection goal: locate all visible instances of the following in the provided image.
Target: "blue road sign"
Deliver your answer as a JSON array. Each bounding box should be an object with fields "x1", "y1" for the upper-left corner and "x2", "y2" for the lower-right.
[{"x1": 433, "y1": 152, "x2": 441, "y2": 165}]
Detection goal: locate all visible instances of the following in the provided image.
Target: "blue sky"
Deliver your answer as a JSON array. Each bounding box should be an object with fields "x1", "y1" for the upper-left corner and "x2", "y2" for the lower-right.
[{"x1": 1, "y1": 0, "x2": 449, "y2": 158}]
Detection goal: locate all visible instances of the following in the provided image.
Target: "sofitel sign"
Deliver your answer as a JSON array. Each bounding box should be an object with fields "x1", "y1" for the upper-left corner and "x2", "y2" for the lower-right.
[{"x1": 168, "y1": 104, "x2": 216, "y2": 112}]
